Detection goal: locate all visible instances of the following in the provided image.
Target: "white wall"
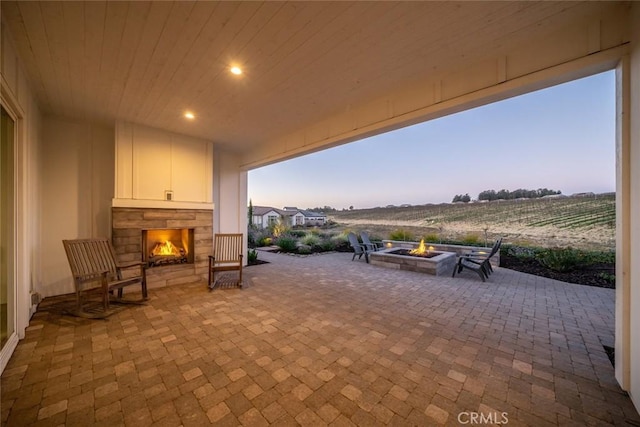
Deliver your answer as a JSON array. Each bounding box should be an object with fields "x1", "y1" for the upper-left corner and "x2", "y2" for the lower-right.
[
  {"x1": 39, "y1": 118, "x2": 114, "y2": 297},
  {"x1": 1, "y1": 21, "x2": 42, "y2": 349}
]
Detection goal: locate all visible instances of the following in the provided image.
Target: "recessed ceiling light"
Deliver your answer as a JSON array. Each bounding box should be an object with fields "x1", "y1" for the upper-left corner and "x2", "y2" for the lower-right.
[
  {"x1": 230, "y1": 66, "x2": 242, "y2": 75},
  {"x1": 184, "y1": 112, "x2": 195, "y2": 120}
]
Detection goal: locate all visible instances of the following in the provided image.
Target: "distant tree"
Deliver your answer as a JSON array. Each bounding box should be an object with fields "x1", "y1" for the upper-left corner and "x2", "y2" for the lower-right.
[
  {"x1": 478, "y1": 190, "x2": 497, "y2": 201},
  {"x1": 306, "y1": 205, "x2": 337, "y2": 212},
  {"x1": 349, "y1": 205, "x2": 354, "y2": 210},
  {"x1": 248, "y1": 199, "x2": 255, "y2": 230},
  {"x1": 478, "y1": 188, "x2": 562, "y2": 201},
  {"x1": 496, "y1": 189, "x2": 509, "y2": 200},
  {"x1": 452, "y1": 194, "x2": 471, "y2": 203}
]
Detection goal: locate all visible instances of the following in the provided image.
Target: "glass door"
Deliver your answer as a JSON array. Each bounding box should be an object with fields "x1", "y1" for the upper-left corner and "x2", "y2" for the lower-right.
[{"x1": 1, "y1": 105, "x2": 15, "y2": 353}]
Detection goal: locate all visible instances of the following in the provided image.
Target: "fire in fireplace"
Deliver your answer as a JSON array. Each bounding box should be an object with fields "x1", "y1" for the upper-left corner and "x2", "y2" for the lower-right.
[{"x1": 142, "y1": 228, "x2": 195, "y2": 267}]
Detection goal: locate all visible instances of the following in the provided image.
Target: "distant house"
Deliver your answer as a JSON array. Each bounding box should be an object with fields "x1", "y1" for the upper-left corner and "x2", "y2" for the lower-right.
[
  {"x1": 298, "y1": 209, "x2": 327, "y2": 226},
  {"x1": 251, "y1": 206, "x2": 282, "y2": 229},
  {"x1": 251, "y1": 206, "x2": 327, "y2": 229}
]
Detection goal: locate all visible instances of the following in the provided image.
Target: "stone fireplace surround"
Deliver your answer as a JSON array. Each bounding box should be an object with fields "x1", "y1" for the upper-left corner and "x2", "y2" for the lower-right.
[{"x1": 112, "y1": 207, "x2": 213, "y2": 288}]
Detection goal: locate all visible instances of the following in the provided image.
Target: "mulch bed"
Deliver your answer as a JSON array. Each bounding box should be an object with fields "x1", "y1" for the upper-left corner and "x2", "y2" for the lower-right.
[{"x1": 500, "y1": 252, "x2": 615, "y2": 289}]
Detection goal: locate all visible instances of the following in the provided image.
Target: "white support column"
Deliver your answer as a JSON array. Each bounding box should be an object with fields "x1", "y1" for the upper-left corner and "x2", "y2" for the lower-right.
[
  {"x1": 626, "y1": 2, "x2": 640, "y2": 409},
  {"x1": 615, "y1": 56, "x2": 631, "y2": 392},
  {"x1": 213, "y1": 150, "x2": 248, "y2": 260}
]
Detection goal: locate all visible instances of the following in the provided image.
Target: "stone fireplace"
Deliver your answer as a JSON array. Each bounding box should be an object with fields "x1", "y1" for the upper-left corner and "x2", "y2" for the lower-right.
[{"x1": 112, "y1": 207, "x2": 212, "y2": 288}]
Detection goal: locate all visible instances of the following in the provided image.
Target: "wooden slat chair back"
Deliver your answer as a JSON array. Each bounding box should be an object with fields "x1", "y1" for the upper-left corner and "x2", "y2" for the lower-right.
[
  {"x1": 209, "y1": 233, "x2": 244, "y2": 290},
  {"x1": 63, "y1": 238, "x2": 148, "y2": 318}
]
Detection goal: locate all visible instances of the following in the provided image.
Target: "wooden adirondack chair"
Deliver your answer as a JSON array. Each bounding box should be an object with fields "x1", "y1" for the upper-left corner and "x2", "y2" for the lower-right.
[
  {"x1": 63, "y1": 238, "x2": 148, "y2": 318},
  {"x1": 209, "y1": 233, "x2": 244, "y2": 290}
]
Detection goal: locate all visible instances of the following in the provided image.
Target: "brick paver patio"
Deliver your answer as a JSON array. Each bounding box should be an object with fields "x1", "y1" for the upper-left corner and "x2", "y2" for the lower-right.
[{"x1": 2, "y1": 251, "x2": 639, "y2": 426}]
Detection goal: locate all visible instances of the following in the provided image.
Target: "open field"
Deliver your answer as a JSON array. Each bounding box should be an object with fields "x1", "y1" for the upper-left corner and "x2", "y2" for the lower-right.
[{"x1": 329, "y1": 193, "x2": 615, "y2": 250}]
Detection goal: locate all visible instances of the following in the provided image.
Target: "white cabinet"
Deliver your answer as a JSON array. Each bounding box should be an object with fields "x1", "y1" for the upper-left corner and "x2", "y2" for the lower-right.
[
  {"x1": 133, "y1": 126, "x2": 172, "y2": 201},
  {"x1": 170, "y1": 139, "x2": 210, "y2": 203},
  {"x1": 115, "y1": 122, "x2": 213, "y2": 204}
]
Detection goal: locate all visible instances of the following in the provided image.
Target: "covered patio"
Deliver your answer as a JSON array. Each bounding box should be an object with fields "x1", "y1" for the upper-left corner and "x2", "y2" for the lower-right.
[
  {"x1": 2, "y1": 252, "x2": 638, "y2": 425},
  {"x1": 2, "y1": 1, "x2": 640, "y2": 423}
]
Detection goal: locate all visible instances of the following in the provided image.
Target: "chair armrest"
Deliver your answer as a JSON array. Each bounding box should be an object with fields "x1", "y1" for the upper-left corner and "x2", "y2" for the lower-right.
[
  {"x1": 117, "y1": 260, "x2": 147, "y2": 269},
  {"x1": 467, "y1": 250, "x2": 489, "y2": 255},
  {"x1": 461, "y1": 252, "x2": 488, "y2": 260},
  {"x1": 116, "y1": 261, "x2": 148, "y2": 280}
]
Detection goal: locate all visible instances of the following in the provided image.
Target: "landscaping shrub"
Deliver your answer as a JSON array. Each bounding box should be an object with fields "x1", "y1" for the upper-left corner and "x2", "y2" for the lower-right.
[
  {"x1": 422, "y1": 233, "x2": 439, "y2": 243},
  {"x1": 269, "y1": 220, "x2": 289, "y2": 238},
  {"x1": 598, "y1": 272, "x2": 616, "y2": 285},
  {"x1": 585, "y1": 250, "x2": 615, "y2": 265},
  {"x1": 389, "y1": 229, "x2": 415, "y2": 241},
  {"x1": 250, "y1": 229, "x2": 273, "y2": 247},
  {"x1": 247, "y1": 249, "x2": 258, "y2": 263},
  {"x1": 300, "y1": 233, "x2": 321, "y2": 247},
  {"x1": 247, "y1": 230, "x2": 256, "y2": 248},
  {"x1": 322, "y1": 219, "x2": 339, "y2": 228},
  {"x1": 308, "y1": 228, "x2": 321, "y2": 236},
  {"x1": 276, "y1": 235, "x2": 298, "y2": 252},
  {"x1": 502, "y1": 244, "x2": 537, "y2": 260},
  {"x1": 535, "y1": 247, "x2": 587, "y2": 272},
  {"x1": 319, "y1": 238, "x2": 336, "y2": 251},
  {"x1": 297, "y1": 244, "x2": 312, "y2": 254},
  {"x1": 289, "y1": 230, "x2": 307, "y2": 238},
  {"x1": 330, "y1": 233, "x2": 350, "y2": 251},
  {"x1": 461, "y1": 233, "x2": 480, "y2": 245},
  {"x1": 257, "y1": 236, "x2": 272, "y2": 247}
]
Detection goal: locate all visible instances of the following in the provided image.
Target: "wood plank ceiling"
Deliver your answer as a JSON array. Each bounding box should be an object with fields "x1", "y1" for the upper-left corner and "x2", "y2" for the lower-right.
[{"x1": 1, "y1": 1, "x2": 611, "y2": 154}]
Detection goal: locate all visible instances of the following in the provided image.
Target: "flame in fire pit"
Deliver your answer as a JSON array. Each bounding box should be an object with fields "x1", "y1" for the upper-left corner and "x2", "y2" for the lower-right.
[
  {"x1": 409, "y1": 239, "x2": 435, "y2": 255},
  {"x1": 152, "y1": 240, "x2": 181, "y2": 256},
  {"x1": 410, "y1": 239, "x2": 427, "y2": 255}
]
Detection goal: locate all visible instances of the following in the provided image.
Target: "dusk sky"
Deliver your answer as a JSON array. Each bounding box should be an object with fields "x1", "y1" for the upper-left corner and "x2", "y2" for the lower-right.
[{"x1": 248, "y1": 71, "x2": 615, "y2": 210}]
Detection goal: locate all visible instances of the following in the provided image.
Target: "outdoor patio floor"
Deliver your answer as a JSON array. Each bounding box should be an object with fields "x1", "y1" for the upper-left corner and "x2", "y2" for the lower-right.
[{"x1": 2, "y1": 251, "x2": 639, "y2": 426}]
